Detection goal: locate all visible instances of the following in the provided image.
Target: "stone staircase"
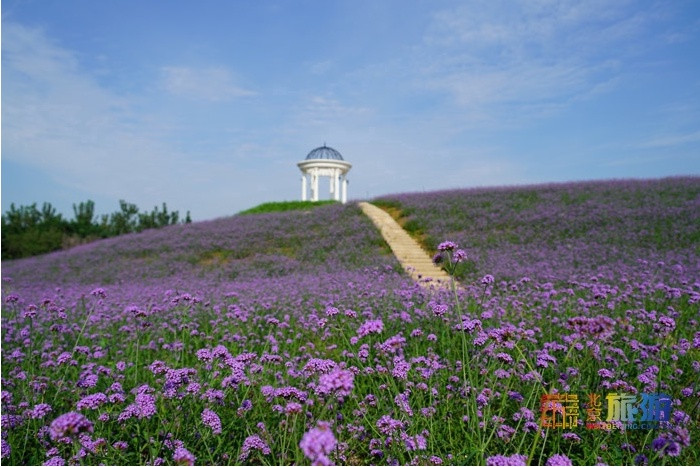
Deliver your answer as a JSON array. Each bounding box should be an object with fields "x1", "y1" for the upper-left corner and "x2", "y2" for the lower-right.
[{"x1": 358, "y1": 202, "x2": 452, "y2": 288}]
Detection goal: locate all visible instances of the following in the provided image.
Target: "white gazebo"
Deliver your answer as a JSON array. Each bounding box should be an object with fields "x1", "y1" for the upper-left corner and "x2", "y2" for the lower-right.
[{"x1": 297, "y1": 145, "x2": 351, "y2": 204}]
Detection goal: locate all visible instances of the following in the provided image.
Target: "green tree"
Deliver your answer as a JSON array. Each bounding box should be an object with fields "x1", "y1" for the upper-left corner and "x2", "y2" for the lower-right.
[
  {"x1": 2, "y1": 199, "x2": 193, "y2": 259},
  {"x1": 71, "y1": 200, "x2": 98, "y2": 237},
  {"x1": 1, "y1": 203, "x2": 66, "y2": 259},
  {"x1": 109, "y1": 200, "x2": 139, "y2": 235}
]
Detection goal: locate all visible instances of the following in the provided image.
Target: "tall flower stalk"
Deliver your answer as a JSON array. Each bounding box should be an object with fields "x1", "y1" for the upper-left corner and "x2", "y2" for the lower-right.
[{"x1": 433, "y1": 241, "x2": 475, "y2": 423}]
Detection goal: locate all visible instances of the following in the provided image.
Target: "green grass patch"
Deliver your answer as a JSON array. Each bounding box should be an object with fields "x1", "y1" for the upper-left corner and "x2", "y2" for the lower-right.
[
  {"x1": 509, "y1": 189, "x2": 541, "y2": 211},
  {"x1": 371, "y1": 200, "x2": 435, "y2": 252},
  {"x1": 238, "y1": 200, "x2": 338, "y2": 215},
  {"x1": 371, "y1": 199, "x2": 403, "y2": 211}
]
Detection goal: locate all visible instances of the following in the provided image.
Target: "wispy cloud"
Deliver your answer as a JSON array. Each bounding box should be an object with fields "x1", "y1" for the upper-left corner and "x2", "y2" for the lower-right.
[
  {"x1": 300, "y1": 96, "x2": 370, "y2": 124},
  {"x1": 425, "y1": 0, "x2": 648, "y2": 54},
  {"x1": 2, "y1": 23, "x2": 150, "y2": 180},
  {"x1": 161, "y1": 66, "x2": 256, "y2": 101},
  {"x1": 1, "y1": 23, "x2": 265, "y2": 218},
  {"x1": 639, "y1": 130, "x2": 700, "y2": 149},
  {"x1": 415, "y1": 0, "x2": 653, "y2": 124}
]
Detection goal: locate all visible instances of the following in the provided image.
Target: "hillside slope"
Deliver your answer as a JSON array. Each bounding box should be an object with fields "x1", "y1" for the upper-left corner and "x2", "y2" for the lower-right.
[
  {"x1": 374, "y1": 177, "x2": 700, "y2": 283},
  {"x1": 2, "y1": 203, "x2": 398, "y2": 287}
]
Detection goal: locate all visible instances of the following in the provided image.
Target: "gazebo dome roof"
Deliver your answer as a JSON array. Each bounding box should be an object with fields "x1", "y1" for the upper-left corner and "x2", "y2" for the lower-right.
[{"x1": 306, "y1": 144, "x2": 344, "y2": 161}]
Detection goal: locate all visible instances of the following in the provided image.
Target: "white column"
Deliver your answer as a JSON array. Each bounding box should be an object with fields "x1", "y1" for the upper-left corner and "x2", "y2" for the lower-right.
[
  {"x1": 329, "y1": 170, "x2": 335, "y2": 196},
  {"x1": 334, "y1": 170, "x2": 340, "y2": 201},
  {"x1": 301, "y1": 174, "x2": 307, "y2": 201},
  {"x1": 312, "y1": 170, "x2": 319, "y2": 201},
  {"x1": 341, "y1": 176, "x2": 348, "y2": 204}
]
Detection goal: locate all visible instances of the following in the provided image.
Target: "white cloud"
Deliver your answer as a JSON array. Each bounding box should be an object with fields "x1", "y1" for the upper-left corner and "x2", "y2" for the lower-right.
[
  {"x1": 416, "y1": 0, "x2": 652, "y2": 124},
  {"x1": 426, "y1": 0, "x2": 643, "y2": 52},
  {"x1": 281, "y1": 95, "x2": 373, "y2": 134},
  {"x1": 161, "y1": 66, "x2": 256, "y2": 101},
  {"x1": 3, "y1": 24, "x2": 147, "y2": 178},
  {"x1": 638, "y1": 130, "x2": 700, "y2": 149},
  {"x1": 1, "y1": 23, "x2": 267, "y2": 219},
  {"x1": 303, "y1": 96, "x2": 370, "y2": 122}
]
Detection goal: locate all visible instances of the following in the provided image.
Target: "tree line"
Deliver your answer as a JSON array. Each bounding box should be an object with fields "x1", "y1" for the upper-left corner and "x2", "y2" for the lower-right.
[{"x1": 1, "y1": 200, "x2": 192, "y2": 260}]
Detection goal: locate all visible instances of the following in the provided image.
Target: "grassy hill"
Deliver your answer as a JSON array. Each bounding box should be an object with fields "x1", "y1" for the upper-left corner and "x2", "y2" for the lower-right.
[
  {"x1": 238, "y1": 200, "x2": 338, "y2": 215},
  {"x1": 2, "y1": 177, "x2": 698, "y2": 466}
]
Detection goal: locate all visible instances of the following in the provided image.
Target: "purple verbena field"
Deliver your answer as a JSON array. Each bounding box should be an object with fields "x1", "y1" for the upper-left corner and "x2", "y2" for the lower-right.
[
  {"x1": 1, "y1": 178, "x2": 699, "y2": 466},
  {"x1": 375, "y1": 177, "x2": 700, "y2": 284}
]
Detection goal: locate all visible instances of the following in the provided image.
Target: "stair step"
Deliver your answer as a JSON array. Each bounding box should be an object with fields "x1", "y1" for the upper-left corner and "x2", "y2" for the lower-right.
[{"x1": 358, "y1": 202, "x2": 455, "y2": 288}]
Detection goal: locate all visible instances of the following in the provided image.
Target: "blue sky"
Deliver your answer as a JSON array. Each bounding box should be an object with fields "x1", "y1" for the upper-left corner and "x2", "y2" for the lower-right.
[{"x1": 3, "y1": 0, "x2": 699, "y2": 221}]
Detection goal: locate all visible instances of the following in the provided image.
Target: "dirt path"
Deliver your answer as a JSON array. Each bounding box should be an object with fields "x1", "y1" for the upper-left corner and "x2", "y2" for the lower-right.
[{"x1": 358, "y1": 202, "x2": 452, "y2": 288}]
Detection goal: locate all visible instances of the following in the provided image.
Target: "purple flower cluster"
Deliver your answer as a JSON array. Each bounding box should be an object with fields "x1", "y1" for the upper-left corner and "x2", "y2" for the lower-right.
[
  {"x1": 316, "y1": 368, "x2": 354, "y2": 398},
  {"x1": 1, "y1": 439, "x2": 10, "y2": 460},
  {"x1": 303, "y1": 358, "x2": 338, "y2": 376},
  {"x1": 201, "y1": 408, "x2": 222, "y2": 435},
  {"x1": 376, "y1": 415, "x2": 406, "y2": 435},
  {"x1": 392, "y1": 356, "x2": 411, "y2": 380},
  {"x1": 486, "y1": 453, "x2": 528, "y2": 465},
  {"x1": 261, "y1": 385, "x2": 308, "y2": 402},
  {"x1": 29, "y1": 403, "x2": 53, "y2": 419},
  {"x1": 76, "y1": 393, "x2": 107, "y2": 411},
  {"x1": 172, "y1": 446, "x2": 196, "y2": 465},
  {"x1": 300, "y1": 421, "x2": 337, "y2": 465},
  {"x1": 239, "y1": 434, "x2": 271, "y2": 461},
  {"x1": 545, "y1": 454, "x2": 573, "y2": 465},
  {"x1": 43, "y1": 456, "x2": 65, "y2": 466},
  {"x1": 118, "y1": 391, "x2": 157, "y2": 421},
  {"x1": 49, "y1": 412, "x2": 93, "y2": 441},
  {"x1": 433, "y1": 241, "x2": 468, "y2": 273},
  {"x1": 394, "y1": 391, "x2": 413, "y2": 416},
  {"x1": 356, "y1": 319, "x2": 384, "y2": 338}
]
